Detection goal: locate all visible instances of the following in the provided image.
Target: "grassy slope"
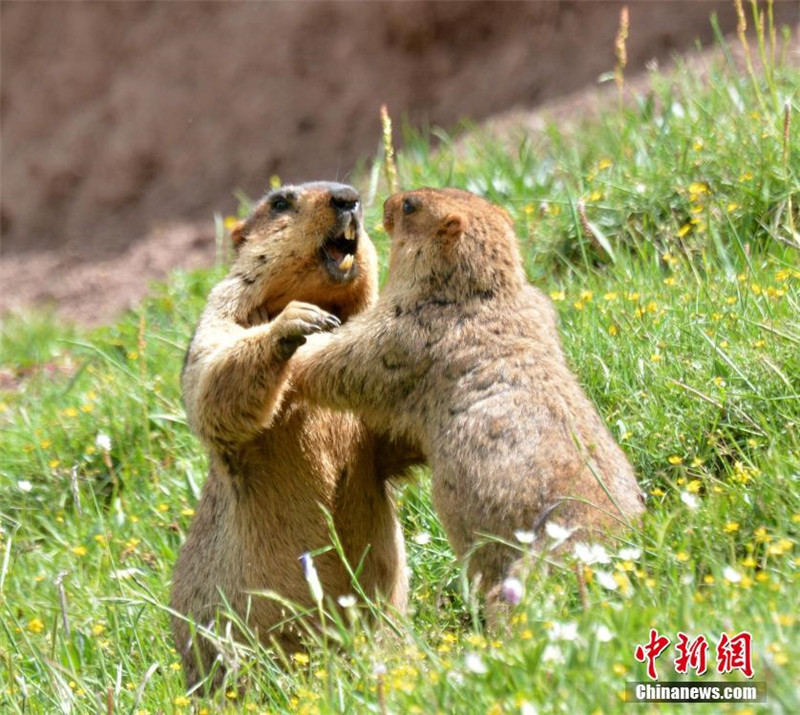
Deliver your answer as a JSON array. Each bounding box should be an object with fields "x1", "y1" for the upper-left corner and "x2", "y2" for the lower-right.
[{"x1": 1, "y1": 25, "x2": 799, "y2": 715}]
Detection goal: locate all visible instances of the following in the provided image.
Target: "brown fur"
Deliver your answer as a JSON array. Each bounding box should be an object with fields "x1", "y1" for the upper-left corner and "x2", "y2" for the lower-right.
[
  {"x1": 170, "y1": 182, "x2": 418, "y2": 691},
  {"x1": 293, "y1": 187, "x2": 644, "y2": 605}
]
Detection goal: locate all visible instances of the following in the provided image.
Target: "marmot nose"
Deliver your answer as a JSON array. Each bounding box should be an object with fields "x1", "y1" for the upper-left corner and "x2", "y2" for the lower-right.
[{"x1": 330, "y1": 186, "x2": 360, "y2": 214}]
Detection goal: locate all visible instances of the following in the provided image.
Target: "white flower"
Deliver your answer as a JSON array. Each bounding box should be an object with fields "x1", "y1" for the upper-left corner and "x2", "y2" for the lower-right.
[
  {"x1": 595, "y1": 624, "x2": 615, "y2": 642},
  {"x1": 541, "y1": 644, "x2": 565, "y2": 664},
  {"x1": 547, "y1": 621, "x2": 579, "y2": 642},
  {"x1": 95, "y1": 432, "x2": 112, "y2": 452},
  {"x1": 520, "y1": 703, "x2": 539, "y2": 715},
  {"x1": 514, "y1": 529, "x2": 535, "y2": 545},
  {"x1": 544, "y1": 521, "x2": 576, "y2": 546},
  {"x1": 500, "y1": 577, "x2": 524, "y2": 605},
  {"x1": 412, "y1": 531, "x2": 431, "y2": 545},
  {"x1": 464, "y1": 652, "x2": 487, "y2": 675},
  {"x1": 680, "y1": 490, "x2": 699, "y2": 510},
  {"x1": 573, "y1": 542, "x2": 611, "y2": 565},
  {"x1": 372, "y1": 662, "x2": 387, "y2": 676},
  {"x1": 337, "y1": 594, "x2": 357, "y2": 608},
  {"x1": 299, "y1": 552, "x2": 324, "y2": 604},
  {"x1": 18, "y1": 480, "x2": 33, "y2": 492},
  {"x1": 617, "y1": 547, "x2": 642, "y2": 561},
  {"x1": 723, "y1": 566, "x2": 741, "y2": 584},
  {"x1": 594, "y1": 569, "x2": 619, "y2": 591}
]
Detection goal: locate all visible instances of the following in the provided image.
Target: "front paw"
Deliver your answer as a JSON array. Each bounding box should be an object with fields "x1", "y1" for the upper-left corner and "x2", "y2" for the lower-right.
[{"x1": 273, "y1": 301, "x2": 340, "y2": 359}]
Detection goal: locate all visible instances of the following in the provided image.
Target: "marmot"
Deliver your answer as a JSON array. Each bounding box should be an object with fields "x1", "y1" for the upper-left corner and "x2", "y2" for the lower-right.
[
  {"x1": 170, "y1": 182, "x2": 418, "y2": 690},
  {"x1": 293, "y1": 187, "x2": 644, "y2": 603}
]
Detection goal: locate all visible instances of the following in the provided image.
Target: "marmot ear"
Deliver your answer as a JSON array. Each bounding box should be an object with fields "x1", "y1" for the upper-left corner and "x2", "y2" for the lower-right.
[
  {"x1": 229, "y1": 220, "x2": 247, "y2": 247},
  {"x1": 439, "y1": 214, "x2": 465, "y2": 242}
]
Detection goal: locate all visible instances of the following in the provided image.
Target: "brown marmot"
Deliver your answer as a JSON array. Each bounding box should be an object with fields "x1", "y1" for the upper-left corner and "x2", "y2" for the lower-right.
[
  {"x1": 170, "y1": 182, "x2": 418, "y2": 690},
  {"x1": 293, "y1": 187, "x2": 644, "y2": 604}
]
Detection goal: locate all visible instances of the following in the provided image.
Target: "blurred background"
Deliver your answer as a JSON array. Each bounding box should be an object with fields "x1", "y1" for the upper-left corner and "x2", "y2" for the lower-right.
[{"x1": 1, "y1": 1, "x2": 797, "y2": 322}]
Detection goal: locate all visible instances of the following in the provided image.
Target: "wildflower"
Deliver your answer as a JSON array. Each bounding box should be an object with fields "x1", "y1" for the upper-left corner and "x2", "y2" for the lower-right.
[
  {"x1": 595, "y1": 624, "x2": 615, "y2": 642},
  {"x1": 173, "y1": 696, "x2": 191, "y2": 707},
  {"x1": 594, "y1": 569, "x2": 619, "y2": 591},
  {"x1": 544, "y1": 521, "x2": 575, "y2": 547},
  {"x1": 723, "y1": 522, "x2": 740, "y2": 533},
  {"x1": 292, "y1": 652, "x2": 310, "y2": 666},
  {"x1": 663, "y1": 276, "x2": 676, "y2": 286},
  {"x1": 412, "y1": 531, "x2": 431, "y2": 545},
  {"x1": 650, "y1": 354, "x2": 662, "y2": 363},
  {"x1": 500, "y1": 577, "x2": 524, "y2": 605},
  {"x1": 686, "y1": 479, "x2": 701, "y2": 494},
  {"x1": 464, "y1": 652, "x2": 488, "y2": 675},
  {"x1": 95, "y1": 433, "x2": 112, "y2": 452},
  {"x1": 337, "y1": 594, "x2": 357, "y2": 608},
  {"x1": 608, "y1": 324, "x2": 618, "y2": 336},
  {"x1": 668, "y1": 455, "x2": 683, "y2": 465},
  {"x1": 541, "y1": 644, "x2": 565, "y2": 664},
  {"x1": 91, "y1": 623, "x2": 106, "y2": 636},
  {"x1": 63, "y1": 407, "x2": 79, "y2": 418},
  {"x1": 617, "y1": 547, "x2": 641, "y2": 561},
  {"x1": 180, "y1": 507, "x2": 195, "y2": 517},
  {"x1": 680, "y1": 491, "x2": 699, "y2": 510},
  {"x1": 156, "y1": 504, "x2": 169, "y2": 513},
  {"x1": 547, "y1": 621, "x2": 579, "y2": 642},
  {"x1": 573, "y1": 542, "x2": 611, "y2": 565},
  {"x1": 723, "y1": 566, "x2": 742, "y2": 584},
  {"x1": 678, "y1": 224, "x2": 692, "y2": 238},
  {"x1": 604, "y1": 291, "x2": 619, "y2": 301},
  {"x1": 514, "y1": 529, "x2": 535, "y2": 544},
  {"x1": 703, "y1": 574, "x2": 715, "y2": 585},
  {"x1": 18, "y1": 480, "x2": 33, "y2": 493},
  {"x1": 727, "y1": 202, "x2": 739, "y2": 212},
  {"x1": 675, "y1": 551, "x2": 690, "y2": 562},
  {"x1": 223, "y1": 215, "x2": 239, "y2": 231},
  {"x1": 299, "y1": 553, "x2": 324, "y2": 604},
  {"x1": 549, "y1": 290, "x2": 565, "y2": 301},
  {"x1": 27, "y1": 618, "x2": 45, "y2": 634},
  {"x1": 71, "y1": 545, "x2": 88, "y2": 557}
]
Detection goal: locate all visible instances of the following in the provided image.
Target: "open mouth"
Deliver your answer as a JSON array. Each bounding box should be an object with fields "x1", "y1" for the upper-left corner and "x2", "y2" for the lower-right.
[{"x1": 320, "y1": 219, "x2": 359, "y2": 282}]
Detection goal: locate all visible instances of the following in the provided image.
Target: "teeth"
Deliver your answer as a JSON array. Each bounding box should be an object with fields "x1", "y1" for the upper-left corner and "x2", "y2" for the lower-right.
[
  {"x1": 338, "y1": 254, "x2": 354, "y2": 272},
  {"x1": 344, "y1": 223, "x2": 356, "y2": 240}
]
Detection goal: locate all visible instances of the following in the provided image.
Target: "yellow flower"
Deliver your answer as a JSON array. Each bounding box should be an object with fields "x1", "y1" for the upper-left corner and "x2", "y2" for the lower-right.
[
  {"x1": 668, "y1": 455, "x2": 683, "y2": 465},
  {"x1": 650, "y1": 487, "x2": 665, "y2": 497},
  {"x1": 723, "y1": 522, "x2": 740, "y2": 533},
  {"x1": 223, "y1": 215, "x2": 239, "y2": 231},
  {"x1": 677, "y1": 223, "x2": 692, "y2": 237},
  {"x1": 180, "y1": 507, "x2": 195, "y2": 517},
  {"x1": 612, "y1": 663, "x2": 627, "y2": 676},
  {"x1": 686, "y1": 479, "x2": 701, "y2": 493},
  {"x1": 650, "y1": 354, "x2": 662, "y2": 363},
  {"x1": 27, "y1": 618, "x2": 45, "y2": 634},
  {"x1": 94, "y1": 533, "x2": 107, "y2": 545},
  {"x1": 71, "y1": 545, "x2": 88, "y2": 557},
  {"x1": 739, "y1": 171, "x2": 754, "y2": 181},
  {"x1": 703, "y1": 574, "x2": 715, "y2": 584},
  {"x1": 675, "y1": 551, "x2": 690, "y2": 562},
  {"x1": 742, "y1": 556, "x2": 757, "y2": 568},
  {"x1": 173, "y1": 696, "x2": 190, "y2": 707},
  {"x1": 608, "y1": 324, "x2": 618, "y2": 336},
  {"x1": 63, "y1": 407, "x2": 79, "y2": 418},
  {"x1": 580, "y1": 290, "x2": 594, "y2": 302},
  {"x1": 549, "y1": 290, "x2": 565, "y2": 302},
  {"x1": 573, "y1": 300, "x2": 584, "y2": 311},
  {"x1": 169, "y1": 662, "x2": 182, "y2": 671},
  {"x1": 80, "y1": 403, "x2": 94, "y2": 413},
  {"x1": 156, "y1": 503, "x2": 169, "y2": 513},
  {"x1": 663, "y1": 276, "x2": 676, "y2": 286},
  {"x1": 726, "y1": 202, "x2": 739, "y2": 212},
  {"x1": 597, "y1": 158, "x2": 613, "y2": 171},
  {"x1": 604, "y1": 291, "x2": 619, "y2": 301},
  {"x1": 225, "y1": 690, "x2": 238, "y2": 700},
  {"x1": 292, "y1": 652, "x2": 310, "y2": 666},
  {"x1": 521, "y1": 629, "x2": 533, "y2": 640},
  {"x1": 91, "y1": 623, "x2": 106, "y2": 636},
  {"x1": 49, "y1": 459, "x2": 60, "y2": 469},
  {"x1": 754, "y1": 526, "x2": 770, "y2": 542}
]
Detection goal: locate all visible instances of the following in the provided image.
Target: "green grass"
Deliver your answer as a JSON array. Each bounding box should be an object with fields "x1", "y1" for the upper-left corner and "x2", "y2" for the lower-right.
[{"x1": 2, "y1": 21, "x2": 799, "y2": 714}]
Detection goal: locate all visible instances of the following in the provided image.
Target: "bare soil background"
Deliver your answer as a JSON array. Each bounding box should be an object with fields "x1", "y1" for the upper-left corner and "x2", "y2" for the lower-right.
[{"x1": 1, "y1": 1, "x2": 796, "y2": 325}]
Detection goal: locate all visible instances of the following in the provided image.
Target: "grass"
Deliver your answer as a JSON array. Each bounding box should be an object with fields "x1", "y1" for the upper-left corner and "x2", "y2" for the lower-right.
[{"x1": 1, "y1": 13, "x2": 799, "y2": 714}]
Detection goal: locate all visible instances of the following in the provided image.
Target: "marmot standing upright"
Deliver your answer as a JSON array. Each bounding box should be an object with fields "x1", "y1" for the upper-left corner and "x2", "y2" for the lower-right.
[
  {"x1": 293, "y1": 187, "x2": 644, "y2": 603},
  {"x1": 171, "y1": 182, "x2": 418, "y2": 689}
]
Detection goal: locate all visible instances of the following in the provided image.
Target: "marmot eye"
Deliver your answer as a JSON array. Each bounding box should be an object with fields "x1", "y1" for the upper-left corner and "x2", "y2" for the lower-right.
[
  {"x1": 271, "y1": 196, "x2": 291, "y2": 213},
  {"x1": 402, "y1": 198, "x2": 418, "y2": 215}
]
